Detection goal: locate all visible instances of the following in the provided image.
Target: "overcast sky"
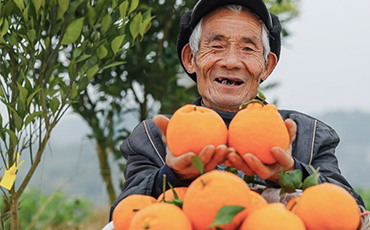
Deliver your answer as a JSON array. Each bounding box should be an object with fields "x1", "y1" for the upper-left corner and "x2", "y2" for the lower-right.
[{"x1": 264, "y1": 0, "x2": 370, "y2": 116}]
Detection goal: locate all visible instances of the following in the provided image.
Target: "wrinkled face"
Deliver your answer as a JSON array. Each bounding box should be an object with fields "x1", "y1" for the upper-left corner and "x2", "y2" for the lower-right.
[{"x1": 184, "y1": 8, "x2": 277, "y2": 112}]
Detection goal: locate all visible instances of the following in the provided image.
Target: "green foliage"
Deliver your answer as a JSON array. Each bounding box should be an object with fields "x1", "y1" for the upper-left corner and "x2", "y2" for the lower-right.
[
  {"x1": 209, "y1": 205, "x2": 245, "y2": 228},
  {"x1": 279, "y1": 165, "x2": 320, "y2": 195},
  {"x1": 0, "y1": 0, "x2": 151, "y2": 228},
  {"x1": 356, "y1": 187, "x2": 370, "y2": 210},
  {"x1": 0, "y1": 189, "x2": 91, "y2": 229}
]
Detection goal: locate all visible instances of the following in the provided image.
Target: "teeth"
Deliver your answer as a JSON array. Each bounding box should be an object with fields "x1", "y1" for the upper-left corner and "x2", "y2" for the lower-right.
[{"x1": 221, "y1": 79, "x2": 229, "y2": 84}]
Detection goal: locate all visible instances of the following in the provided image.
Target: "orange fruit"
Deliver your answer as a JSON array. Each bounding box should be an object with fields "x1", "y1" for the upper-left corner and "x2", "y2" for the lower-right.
[
  {"x1": 245, "y1": 190, "x2": 268, "y2": 216},
  {"x1": 240, "y1": 203, "x2": 306, "y2": 230},
  {"x1": 285, "y1": 196, "x2": 300, "y2": 212},
  {"x1": 182, "y1": 170, "x2": 251, "y2": 230},
  {"x1": 166, "y1": 104, "x2": 228, "y2": 156},
  {"x1": 293, "y1": 183, "x2": 360, "y2": 230},
  {"x1": 157, "y1": 187, "x2": 188, "y2": 202},
  {"x1": 112, "y1": 194, "x2": 157, "y2": 230},
  {"x1": 228, "y1": 102, "x2": 289, "y2": 164},
  {"x1": 128, "y1": 202, "x2": 192, "y2": 230}
]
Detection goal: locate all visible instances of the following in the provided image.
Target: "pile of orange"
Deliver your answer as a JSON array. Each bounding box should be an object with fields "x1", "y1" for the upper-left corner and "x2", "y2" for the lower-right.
[
  {"x1": 112, "y1": 172, "x2": 361, "y2": 230},
  {"x1": 111, "y1": 103, "x2": 362, "y2": 229}
]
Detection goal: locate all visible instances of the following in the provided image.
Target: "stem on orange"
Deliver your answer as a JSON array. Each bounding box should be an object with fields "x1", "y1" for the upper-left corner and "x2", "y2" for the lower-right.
[
  {"x1": 289, "y1": 199, "x2": 298, "y2": 211},
  {"x1": 239, "y1": 89, "x2": 266, "y2": 110},
  {"x1": 200, "y1": 178, "x2": 206, "y2": 187}
]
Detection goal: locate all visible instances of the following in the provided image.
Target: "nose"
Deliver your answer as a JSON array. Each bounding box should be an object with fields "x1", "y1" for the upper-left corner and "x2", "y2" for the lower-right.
[{"x1": 219, "y1": 47, "x2": 244, "y2": 70}]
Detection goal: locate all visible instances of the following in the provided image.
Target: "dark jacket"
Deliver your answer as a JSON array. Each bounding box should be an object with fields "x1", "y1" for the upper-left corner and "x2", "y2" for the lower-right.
[{"x1": 109, "y1": 99, "x2": 365, "y2": 220}]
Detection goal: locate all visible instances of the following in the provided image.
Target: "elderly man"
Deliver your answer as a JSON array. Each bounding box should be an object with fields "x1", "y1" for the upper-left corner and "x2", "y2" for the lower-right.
[{"x1": 109, "y1": 0, "x2": 364, "y2": 220}]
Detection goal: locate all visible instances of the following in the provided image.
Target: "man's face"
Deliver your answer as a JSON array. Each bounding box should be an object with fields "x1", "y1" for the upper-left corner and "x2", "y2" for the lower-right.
[{"x1": 184, "y1": 8, "x2": 276, "y2": 112}]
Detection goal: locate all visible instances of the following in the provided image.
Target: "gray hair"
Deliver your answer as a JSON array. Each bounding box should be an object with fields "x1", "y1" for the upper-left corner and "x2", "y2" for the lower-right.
[{"x1": 189, "y1": 5, "x2": 271, "y2": 63}]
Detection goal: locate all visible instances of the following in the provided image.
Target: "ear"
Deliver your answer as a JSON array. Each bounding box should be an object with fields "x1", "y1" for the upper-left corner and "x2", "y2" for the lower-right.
[
  {"x1": 261, "y1": 52, "x2": 278, "y2": 81},
  {"x1": 181, "y1": 43, "x2": 196, "y2": 74}
]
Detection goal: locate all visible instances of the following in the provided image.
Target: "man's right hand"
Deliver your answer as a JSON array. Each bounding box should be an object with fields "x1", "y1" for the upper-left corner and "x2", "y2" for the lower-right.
[{"x1": 153, "y1": 114, "x2": 234, "y2": 180}]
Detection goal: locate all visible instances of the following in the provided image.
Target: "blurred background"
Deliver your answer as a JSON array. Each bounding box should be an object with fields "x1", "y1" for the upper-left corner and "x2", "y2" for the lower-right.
[{"x1": 1, "y1": 0, "x2": 369, "y2": 229}]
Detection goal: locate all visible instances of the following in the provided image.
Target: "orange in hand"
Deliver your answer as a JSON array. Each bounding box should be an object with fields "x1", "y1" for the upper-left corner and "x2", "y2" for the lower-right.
[
  {"x1": 228, "y1": 102, "x2": 289, "y2": 164},
  {"x1": 292, "y1": 183, "x2": 360, "y2": 230},
  {"x1": 112, "y1": 194, "x2": 157, "y2": 230},
  {"x1": 166, "y1": 104, "x2": 228, "y2": 156}
]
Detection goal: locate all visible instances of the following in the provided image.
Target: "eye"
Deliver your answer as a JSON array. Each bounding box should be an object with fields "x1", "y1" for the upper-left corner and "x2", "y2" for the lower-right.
[
  {"x1": 242, "y1": 46, "x2": 254, "y2": 52},
  {"x1": 211, "y1": 45, "x2": 223, "y2": 49}
]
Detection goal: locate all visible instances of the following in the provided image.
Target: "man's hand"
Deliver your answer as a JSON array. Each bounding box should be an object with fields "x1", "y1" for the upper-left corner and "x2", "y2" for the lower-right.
[
  {"x1": 153, "y1": 114, "x2": 233, "y2": 180},
  {"x1": 225, "y1": 118, "x2": 297, "y2": 183}
]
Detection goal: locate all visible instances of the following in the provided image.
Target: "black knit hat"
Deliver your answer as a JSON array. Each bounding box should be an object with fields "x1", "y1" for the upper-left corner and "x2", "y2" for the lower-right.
[{"x1": 177, "y1": 0, "x2": 282, "y2": 82}]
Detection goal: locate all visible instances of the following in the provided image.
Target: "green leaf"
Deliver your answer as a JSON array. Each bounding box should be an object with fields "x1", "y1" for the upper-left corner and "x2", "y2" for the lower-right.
[
  {"x1": 27, "y1": 29, "x2": 36, "y2": 43},
  {"x1": 97, "y1": 45, "x2": 108, "y2": 59},
  {"x1": 61, "y1": 17, "x2": 84, "y2": 45},
  {"x1": 288, "y1": 169, "x2": 303, "y2": 189},
  {"x1": 31, "y1": 0, "x2": 41, "y2": 15},
  {"x1": 5, "y1": 129, "x2": 18, "y2": 147},
  {"x1": 101, "y1": 14, "x2": 112, "y2": 34},
  {"x1": 86, "y1": 4, "x2": 97, "y2": 26},
  {"x1": 129, "y1": 13, "x2": 142, "y2": 40},
  {"x1": 76, "y1": 54, "x2": 91, "y2": 63},
  {"x1": 86, "y1": 64, "x2": 99, "y2": 81},
  {"x1": 71, "y1": 83, "x2": 78, "y2": 98},
  {"x1": 225, "y1": 166, "x2": 238, "y2": 175},
  {"x1": 50, "y1": 97, "x2": 60, "y2": 114},
  {"x1": 57, "y1": 0, "x2": 69, "y2": 21},
  {"x1": 0, "y1": 85, "x2": 5, "y2": 98},
  {"x1": 139, "y1": 18, "x2": 152, "y2": 37},
  {"x1": 209, "y1": 206, "x2": 245, "y2": 228},
  {"x1": 302, "y1": 165, "x2": 320, "y2": 190},
  {"x1": 17, "y1": 82, "x2": 28, "y2": 104},
  {"x1": 128, "y1": 0, "x2": 139, "y2": 15},
  {"x1": 111, "y1": 35, "x2": 125, "y2": 55},
  {"x1": 0, "y1": 18, "x2": 9, "y2": 36},
  {"x1": 68, "y1": 59, "x2": 77, "y2": 78},
  {"x1": 102, "y1": 61, "x2": 125, "y2": 70},
  {"x1": 13, "y1": 0, "x2": 25, "y2": 11},
  {"x1": 112, "y1": 0, "x2": 118, "y2": 9},
  {"x1": 190, "y1": 155, "x2": 204, "y2": 175},
  {"x1": 16, "y1": 97, "x2": 26, "y2": 119},
  {"x1": 166, "y1": 199, "x2": 183, "y2": 209},
  {"x1": 167, "y1": 183, "x2": 179, "y2": 200},
  {"x1": 119, "y1": 1, "x2": 129, "y2": 18},
  {"x1": 26, "y1": 89, "x2": 40, "y2": 108},
  {"x1": 278, "y1": 167, "x2": 297, "y2": 195},
  {"x1": 13, "y1": 110, "x2": 23, "y2": 131},
  {"x1": 25, "y1": 111, "x2": 43, "y2": 126},
  {"x1": 23, "y1": 5, "x2": 29, "y2": 22}
]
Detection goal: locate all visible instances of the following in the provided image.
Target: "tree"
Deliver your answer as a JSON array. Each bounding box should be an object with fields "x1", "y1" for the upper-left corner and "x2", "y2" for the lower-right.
[
  {"x1": 0, "y1": 0, "x2": 150, "y2": 228},
  {"x1": 71, "y1": 0, "x2": 301, "y2": 206}
]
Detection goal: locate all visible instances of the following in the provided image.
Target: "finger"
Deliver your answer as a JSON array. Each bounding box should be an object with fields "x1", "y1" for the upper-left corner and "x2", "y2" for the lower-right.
[
  {"x1": 213, "y1": 144, "x2": 229, "y2": 163},
  {"x1": 242, "y1": 154, "x2": 271, "y2": 180},
  {"x1": 271, "y1": 147, "x2": 295, "y2": 171},
  {"x1": 228, "y1": 152, "x2": 256, "y2": 176},
  {"x1": 285, "y1": 119, "x2": 297, "y2": 143},
  {"x1": 198, "y1": 145, "x2": 215, "y2": 165},
  {"x1": 203, "y1": 145, "x2": 227, "y2": 172},
  {"x1": 166, "y1": 151, "x2": 194, "y2": 171},
  {"x1": 153, "y1": 115, "x2": 170, "y2": 136}
]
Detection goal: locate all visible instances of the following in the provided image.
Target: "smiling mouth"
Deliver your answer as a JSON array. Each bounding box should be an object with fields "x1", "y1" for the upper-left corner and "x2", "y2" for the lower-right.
[{"x1": 215, "y1": 77, "x2": 244, "y2": 86}]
